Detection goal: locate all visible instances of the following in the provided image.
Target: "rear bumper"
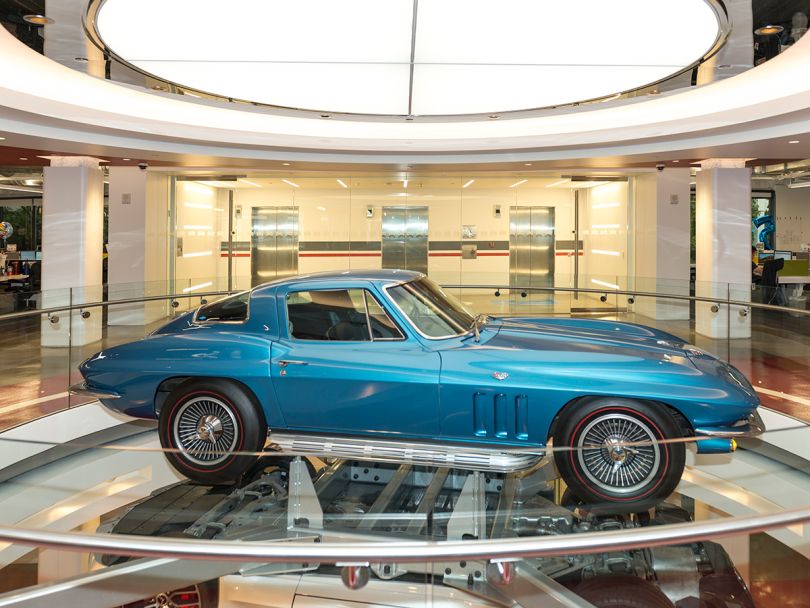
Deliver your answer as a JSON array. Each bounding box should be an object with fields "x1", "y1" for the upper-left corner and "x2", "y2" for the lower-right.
[
  {"x1": 68, "y1": 382, "x2": 121, "y2": 401},
  {"x1": 694, "y1": 410, "x2": 765, "y2": 438}
]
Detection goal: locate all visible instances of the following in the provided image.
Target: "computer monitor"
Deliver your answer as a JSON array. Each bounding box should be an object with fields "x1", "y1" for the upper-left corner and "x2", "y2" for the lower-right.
[
  {"x1": 774, "y1": 250, "x2": 792, "y2": 261},
  {"x1": 758, "y1": 251, "x2": 774, "y2": 262}
]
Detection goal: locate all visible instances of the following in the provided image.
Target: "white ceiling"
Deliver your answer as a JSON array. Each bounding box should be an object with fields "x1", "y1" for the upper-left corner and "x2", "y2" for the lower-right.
[
  {"x1": 0, "y1": 11, "x2": 810, "y2": 167},
  {"x1": 95, "y1": 0, "x2": 724, "y2": 116}
]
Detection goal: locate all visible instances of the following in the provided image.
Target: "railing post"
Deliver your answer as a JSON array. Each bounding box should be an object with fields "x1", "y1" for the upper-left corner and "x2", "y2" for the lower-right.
[{"x1": 67, "y1": 287, "x2": 73, "y2": 408}]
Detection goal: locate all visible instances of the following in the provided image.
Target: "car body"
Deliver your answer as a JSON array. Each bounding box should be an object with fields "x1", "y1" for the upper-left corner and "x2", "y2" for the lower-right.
[{"x1": 73, "y1": 270, "x2": 763, "y2": 507}]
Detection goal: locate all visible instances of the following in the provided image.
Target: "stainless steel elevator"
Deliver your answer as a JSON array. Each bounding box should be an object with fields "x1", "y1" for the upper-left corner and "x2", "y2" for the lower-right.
[
  {"x1": 381, "y1": 206, "x2": 428, "y2": 275},
  {"x1": 509, "y1": 206, "x2": 555, "y2": 289},
  {"x1": 251, "y1": 206, "x2": 299, "y2": 286}
]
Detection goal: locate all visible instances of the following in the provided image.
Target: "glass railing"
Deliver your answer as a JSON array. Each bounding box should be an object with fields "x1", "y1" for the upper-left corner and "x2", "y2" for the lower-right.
[
  {"x1": 0, "y1": 273, "x2": 809, "y2": 606},
  {"x1": 0, "y1": 273, "x2": 807, "y2": 431}
]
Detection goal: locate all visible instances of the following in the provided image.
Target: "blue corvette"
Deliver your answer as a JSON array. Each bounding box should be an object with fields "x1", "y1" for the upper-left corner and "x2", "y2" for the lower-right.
[{"x1": 73, "y1": 270, "x2": 763, "y2": 508}]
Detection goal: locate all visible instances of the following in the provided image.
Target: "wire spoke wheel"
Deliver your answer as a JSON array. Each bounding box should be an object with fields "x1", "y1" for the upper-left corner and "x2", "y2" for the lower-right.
[
  {"x1": 173, "y1": 396, "x2": 239, "y2": 466},
  {"x1": 577, "y1": 413, "x2": 661, "y2": 495}
]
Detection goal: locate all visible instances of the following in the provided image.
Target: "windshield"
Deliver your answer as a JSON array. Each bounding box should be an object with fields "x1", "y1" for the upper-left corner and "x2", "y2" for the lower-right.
[{"x1": 387, "y1": 278, "x2": 476, "y2": 338}]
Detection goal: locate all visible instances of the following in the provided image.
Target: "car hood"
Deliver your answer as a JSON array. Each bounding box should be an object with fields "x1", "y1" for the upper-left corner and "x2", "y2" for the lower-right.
[{"x1": 488, "y1": 317, "x2": 690, "y2": 358}]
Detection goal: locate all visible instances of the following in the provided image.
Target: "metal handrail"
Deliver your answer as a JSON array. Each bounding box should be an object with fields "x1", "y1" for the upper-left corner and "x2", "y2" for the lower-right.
[
  {"x1": 443, "y1": 284, "x2": 810, "y2": 316},
  {"x1": 0, "y1": 289, "x2": 235, "y2": 322},
  {"x1": 0, "y1": 282, "x2": 805, "y2": 322},
  {"x1": 0, "y1": 504, "x2": 807, "y2": 563}
]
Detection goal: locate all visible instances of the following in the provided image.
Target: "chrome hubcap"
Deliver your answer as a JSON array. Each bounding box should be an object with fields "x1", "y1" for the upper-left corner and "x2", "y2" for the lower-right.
[
  {"x1": 173, "y1": 396, "x2": 239, "y2": 465},
  {"x1": 195, "y1": 415, "x2": 223, "y2": 443},
  {"x1": 577, "y1": 413, "x2": 660, "y2": 494}
]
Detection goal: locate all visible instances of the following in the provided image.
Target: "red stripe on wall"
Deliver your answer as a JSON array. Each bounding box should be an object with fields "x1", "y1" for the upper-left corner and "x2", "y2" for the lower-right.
[
  {"x1": 476, "y1": 252, "x2": 510, "y2": 257},
  {"x1": 219, "y1": 253, "x2": 251, "y2": 257},
  {"x1": 428, "y1": 252, "x2": 462, "y2": 257},
  {"x1": 299, "y1": 252, "x2": 382, "y2": 257},
  {"x1": 555, "y1": 251, "x2": 584, "y2": 256}
]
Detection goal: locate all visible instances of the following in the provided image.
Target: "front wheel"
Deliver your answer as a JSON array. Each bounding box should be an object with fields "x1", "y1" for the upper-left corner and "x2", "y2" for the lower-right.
[
  {"x1": 158, "y1": 379, "x2": 266, "y2": 484},
  {"x1": 553, "y1": 399, "x2": 685, "y2": 512}
]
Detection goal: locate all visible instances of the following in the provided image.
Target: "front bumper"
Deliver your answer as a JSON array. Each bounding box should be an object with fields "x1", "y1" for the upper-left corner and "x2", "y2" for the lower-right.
[
  {"x1": 68, "y1": 382, "x2": 121, "y2": 400},
  {"x1": 694, "y1": 410, "x2": 766, "y2": 438}
]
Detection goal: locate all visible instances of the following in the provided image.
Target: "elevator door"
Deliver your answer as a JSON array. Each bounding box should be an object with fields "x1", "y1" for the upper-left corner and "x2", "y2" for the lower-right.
[
  {"x1": 510, "y1": 207, "x2": 555, "y2": 289},
  {"x1": 381, "y1": 206, "x2": 428, "y2": 275},
  {"x1": 251, "y1": 206, "x2": 299, "y2": 287}
]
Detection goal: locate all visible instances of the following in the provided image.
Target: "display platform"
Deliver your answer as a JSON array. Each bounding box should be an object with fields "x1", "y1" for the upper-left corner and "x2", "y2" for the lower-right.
[{"x1": 0, "y1": 402, "x2": 808, "y2": 608}]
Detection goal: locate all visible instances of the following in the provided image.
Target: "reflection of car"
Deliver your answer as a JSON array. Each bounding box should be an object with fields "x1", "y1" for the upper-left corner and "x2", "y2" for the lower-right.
[
  {"x1": 99, "y1": 457, "x2": 756, "y2": 608},
  {"x1": 73, "y1": 270, "x2": 763, "y2": 508}
]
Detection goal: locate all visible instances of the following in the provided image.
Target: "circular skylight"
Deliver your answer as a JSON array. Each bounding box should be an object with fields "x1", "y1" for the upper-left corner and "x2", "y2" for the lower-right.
[{"x1": 94, "y1": 0, "x2": 726, "y2": 117}]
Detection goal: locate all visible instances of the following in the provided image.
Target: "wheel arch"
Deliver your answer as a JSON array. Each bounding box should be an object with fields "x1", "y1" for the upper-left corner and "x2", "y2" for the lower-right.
[
  {"x1": 546, "y1": 395, "x2": 694, "y2": 442},
  {"x1": 154, "y1": 376, "x2": 266, "y2": 427}
]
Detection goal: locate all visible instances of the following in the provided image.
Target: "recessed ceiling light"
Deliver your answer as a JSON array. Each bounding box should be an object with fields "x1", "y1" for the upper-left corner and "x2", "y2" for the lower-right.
[
  {"x1": 23, "y1": 14, "x2": 53, "y2": 25},
  {"x1": 282, "y1": 179, "x2": 300, "y2": 188},
  {"x1": 789, "y1": 140, "x2": 800, "y2": 144},
  {"x1": 19, "y1": 158, "x2": 28, "y2": 161},
  {"x1": 151, "y1": 84, "x2": 166, "y2": 91},
  {"x1": 74, "y1": 57, "x2": 88, "y2": 62},
  {"x1": 405, "y1": 116, "x2": 415, "y2": 121},
  {"x1": 524, "y1": 163, "x2": 532, "y2": 166},
  {"x1": 718, "y1": 64, "x2": 731, "y2": 69},
  {"x1": 754, "y1": 24, "x2": 784, "y2": 36},
  {"x1": 462, "y1": 179, "x2": 475, "y2": 188},
  {"x1": 336, "y1": 179, "x2": 348, "y2": 188},
  {"x1": 282, "y1": 162, "x2": 291, "y2": 166},
  {"x1": 320, "y1": 114, "x2": 331, "y2": 118},
  {"x1": 488, "y1": 115, "x2": 500, "y2": 120},
  {"x1": 0, "y1": 137, "x2": 6, "y2": 141},
  {"x1": 672, "y1": 160, "x2": 680, "y2": 163},
  {"x1": 509, "y1": 179, "x2": 528, "y2": 188}
]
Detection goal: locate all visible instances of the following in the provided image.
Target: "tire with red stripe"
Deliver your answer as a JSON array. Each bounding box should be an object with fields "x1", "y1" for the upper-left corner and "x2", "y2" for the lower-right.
[
  {"x1": 158, "y1": 379, "x2": 266, "y2": 484},
  {"x1": 553, "y1": 398, "x2": 685, "y2": 512}
]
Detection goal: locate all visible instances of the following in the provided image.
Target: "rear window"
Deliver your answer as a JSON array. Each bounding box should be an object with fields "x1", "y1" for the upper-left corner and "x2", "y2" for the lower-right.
[{"x1": 195, "y1": 292, "x2": 249, "y2": 323}]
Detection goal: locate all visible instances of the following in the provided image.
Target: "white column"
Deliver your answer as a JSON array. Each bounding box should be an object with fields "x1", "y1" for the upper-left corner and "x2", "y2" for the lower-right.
[
  {"x1": 41, "y1": 157, "x2": 104, "y2": 347},
  {"x1": 107, "y1": 168, "x2": 170, "y2": 326},
  {"x1": 695, "y1": 160, "x2": 752, "y2": 339},
  {"x1": 696, "y1": 0, "x2": 753, "y2": 84},
  {"x1": 44, "y1": 0, "x2": 105, "y2": 77},
  {"x1": 633, "y1": 169, "x2": 691, "y2": 320}
]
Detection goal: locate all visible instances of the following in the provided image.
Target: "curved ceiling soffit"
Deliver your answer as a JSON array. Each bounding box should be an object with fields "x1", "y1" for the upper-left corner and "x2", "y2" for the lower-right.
[{"x1": 0, "y1": 25, "x2": 809, "y2": 161}]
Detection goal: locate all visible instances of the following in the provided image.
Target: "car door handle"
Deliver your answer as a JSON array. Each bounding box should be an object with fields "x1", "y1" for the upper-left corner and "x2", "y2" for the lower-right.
[{"x1": 278, "y1": 360, "x2": 308, "y2": 367}]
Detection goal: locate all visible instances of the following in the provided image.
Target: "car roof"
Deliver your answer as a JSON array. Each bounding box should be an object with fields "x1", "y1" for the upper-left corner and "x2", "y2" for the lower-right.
[{"x1": 251, "y1": 269, "x2": 423, "y2": 294}]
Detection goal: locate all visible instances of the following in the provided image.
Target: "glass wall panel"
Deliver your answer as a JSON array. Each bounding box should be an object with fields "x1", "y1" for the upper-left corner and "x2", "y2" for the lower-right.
[{"x1": 170, "y1": 174, "x2": 633, "y2": 308}]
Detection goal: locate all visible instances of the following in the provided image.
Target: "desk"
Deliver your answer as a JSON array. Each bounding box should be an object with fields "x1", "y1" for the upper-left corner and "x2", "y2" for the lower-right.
[{"x1": 778, "y1": 275, "x2": 810, "y2": 298}]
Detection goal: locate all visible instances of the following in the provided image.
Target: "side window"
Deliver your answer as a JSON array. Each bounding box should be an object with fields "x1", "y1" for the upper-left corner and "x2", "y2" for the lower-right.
[
  {"x1": 195, "y1": 291, "x2": 249, "y2": 322},
  {"x1": 364, "y1": 291, "x2": 404, "y2": 340},
  {"x1": 287, "y1": 289, "x2": 370, "y2": 341}
]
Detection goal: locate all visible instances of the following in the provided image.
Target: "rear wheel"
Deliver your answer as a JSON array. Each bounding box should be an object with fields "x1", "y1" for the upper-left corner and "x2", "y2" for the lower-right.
[
  {"x1": 158, "y1": 379, "x2": 266, "y2": 484},
  {"x1": 553, "y1": 399, "x2": 685, "y2": 512}
]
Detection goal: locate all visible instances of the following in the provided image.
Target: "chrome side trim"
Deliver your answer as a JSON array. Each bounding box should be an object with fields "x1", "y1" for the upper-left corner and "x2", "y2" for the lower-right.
[
  {"x1": 695, "y1": 410, "x2": 766, "y2": 438},
  {"x1": 68, "y1": 382, "x2": 121, "y2": 400},
  {"x1": 269, "y1": 433, "x2": 543, "y2": 473}
]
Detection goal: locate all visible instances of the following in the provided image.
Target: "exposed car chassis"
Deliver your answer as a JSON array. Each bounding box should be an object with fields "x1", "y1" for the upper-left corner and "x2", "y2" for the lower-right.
[{"x1": 99, "y1": 456, "x2": 754, "y2": 608}]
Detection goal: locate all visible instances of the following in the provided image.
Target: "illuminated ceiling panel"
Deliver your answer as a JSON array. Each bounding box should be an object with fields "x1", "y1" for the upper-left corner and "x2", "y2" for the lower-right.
[{"x1": 94, "y1": 0, "x2": 725, "y2": 116}]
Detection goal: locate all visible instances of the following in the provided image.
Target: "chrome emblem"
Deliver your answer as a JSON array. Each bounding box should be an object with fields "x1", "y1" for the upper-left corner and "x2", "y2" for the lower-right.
[{"x1": 492, "y1": 372, "x2": 509, "y2": 381}]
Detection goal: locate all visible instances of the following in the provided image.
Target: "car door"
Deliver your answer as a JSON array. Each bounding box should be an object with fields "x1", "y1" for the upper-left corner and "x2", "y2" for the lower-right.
[{"x1": 270, "y1": 282, "x2": 441, "y2": 439}]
